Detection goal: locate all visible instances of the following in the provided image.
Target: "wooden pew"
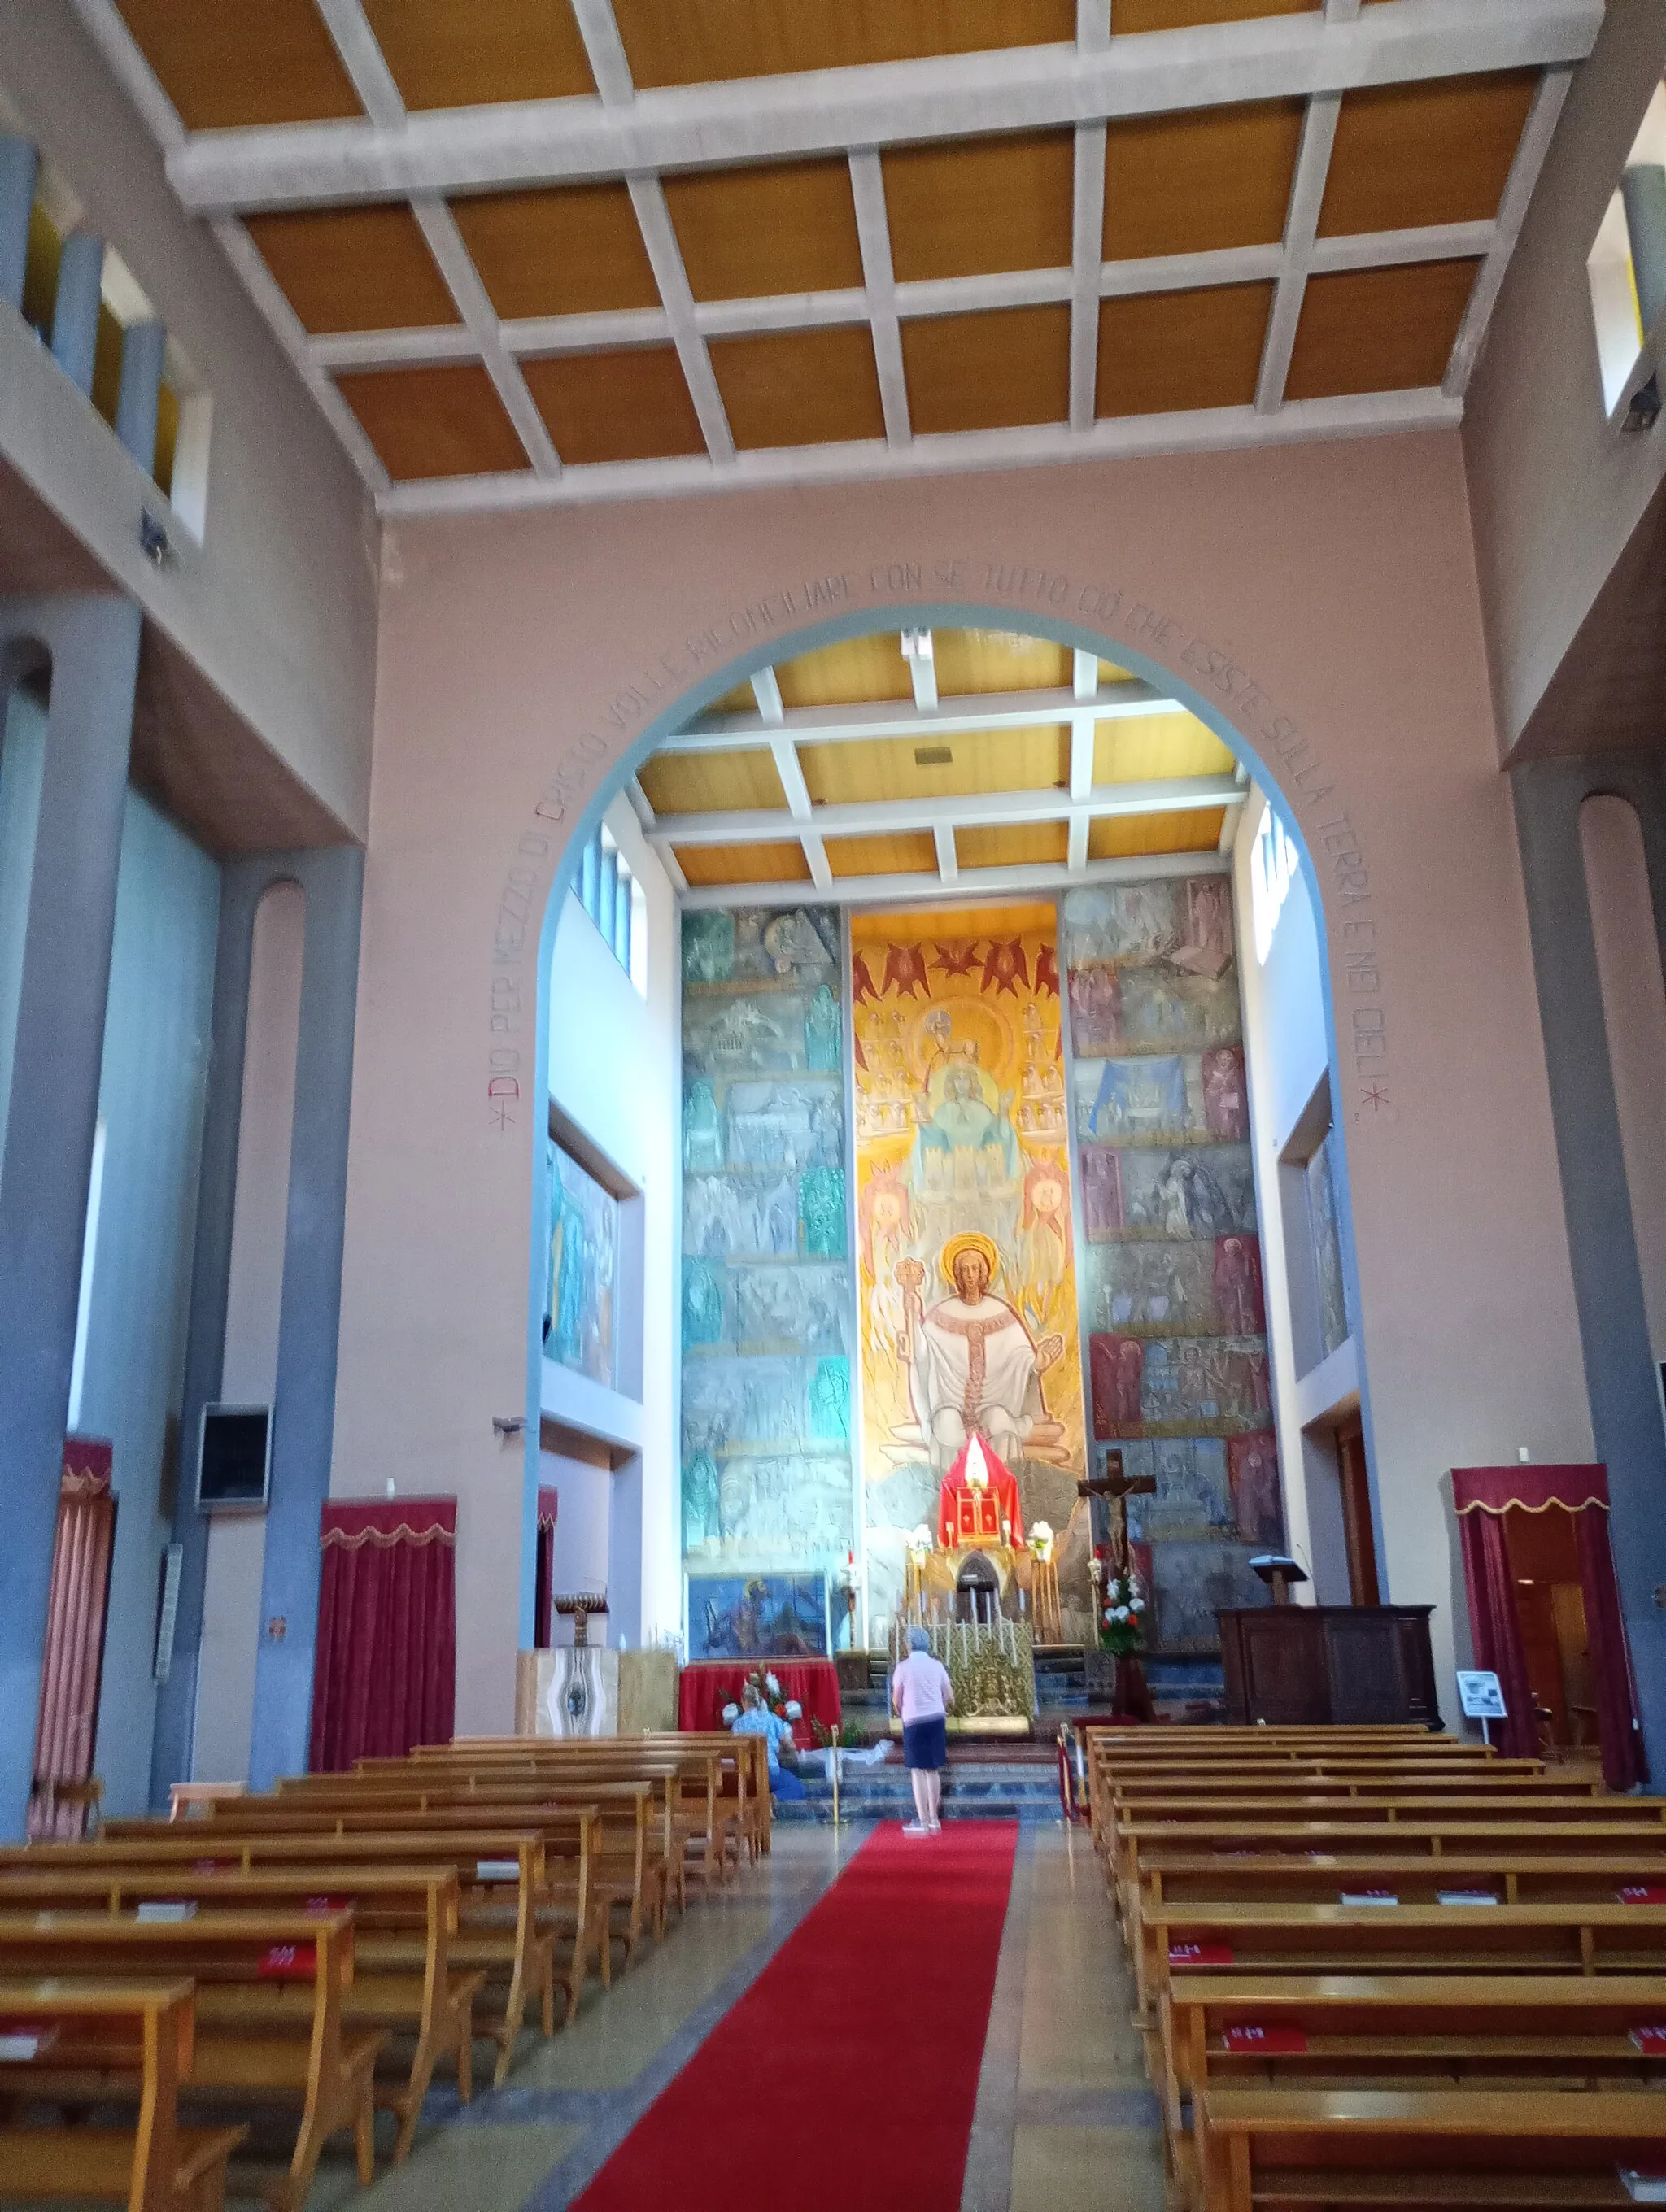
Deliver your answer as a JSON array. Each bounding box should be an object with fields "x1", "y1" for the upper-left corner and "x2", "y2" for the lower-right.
[
  {"x1": 0, "y1": 1979, "x2": 246, "y2": 2212},
  {"x1": 82, "y1": 1824, "x2": 555, "y2": 2084},
  {"x1": 0, "y1": 1909, "x2": 376, "y2": 2211},
  {"x1": 1169, "y1": 1972, "x2": 1666, "y2": 2146},
  {"x1": 1196, "y1": 2085, "x2": 1666, "y2": 2212},
  {"x1": 0, "y1": 1861, "x2": 475, "y2": 2159},
  {"x1": 127, "y1": 1804, "x2": 604, "y2": 2058}
]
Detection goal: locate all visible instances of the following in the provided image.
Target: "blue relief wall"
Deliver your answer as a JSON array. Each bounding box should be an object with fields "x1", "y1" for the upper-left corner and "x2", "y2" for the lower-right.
[{"x1": 679, "y1": 905, "x2": 857, "y2": 1645}]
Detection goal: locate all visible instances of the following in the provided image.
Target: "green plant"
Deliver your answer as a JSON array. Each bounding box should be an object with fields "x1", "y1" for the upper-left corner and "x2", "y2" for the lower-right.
[
  {"x1": 1098, "y1": 1567, "x2": 1146, "y2": 1657},
  {"x1": 811, "y1": 1717, "x2": 866, "y2": 1749}
]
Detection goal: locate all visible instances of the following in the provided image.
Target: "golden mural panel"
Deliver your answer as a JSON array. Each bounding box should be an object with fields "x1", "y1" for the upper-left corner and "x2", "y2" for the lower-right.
[{"x1": 851, "y1": 904, "x2": 1090, "y2": 1635}]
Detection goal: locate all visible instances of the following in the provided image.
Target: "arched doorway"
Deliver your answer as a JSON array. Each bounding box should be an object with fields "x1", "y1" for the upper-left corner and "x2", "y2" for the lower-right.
[{"x1": 529, "y1": 605, "x2": 1368, "y2": 1722}]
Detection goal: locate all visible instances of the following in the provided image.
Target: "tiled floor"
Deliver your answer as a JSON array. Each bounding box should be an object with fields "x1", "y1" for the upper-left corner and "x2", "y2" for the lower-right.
[{"x1": 278, "y1": 1823, "x2": 1164, "y2": 2212}]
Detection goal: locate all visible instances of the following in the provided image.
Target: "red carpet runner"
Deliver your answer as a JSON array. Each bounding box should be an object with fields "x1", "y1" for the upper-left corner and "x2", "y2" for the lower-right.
[{"x1": 574, "y1": 1821, "x2": 1018, "y2": 2212}]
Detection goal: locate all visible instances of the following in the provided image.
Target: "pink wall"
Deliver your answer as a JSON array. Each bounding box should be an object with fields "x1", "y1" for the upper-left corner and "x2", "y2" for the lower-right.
[{"x1": 334, "y1": 431, "x2": 1593, "y2": 1729}]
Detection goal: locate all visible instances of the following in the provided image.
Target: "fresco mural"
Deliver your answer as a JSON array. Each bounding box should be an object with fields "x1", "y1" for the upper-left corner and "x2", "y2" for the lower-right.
[
  {"x1": 687, "y1": 1573, "x2": 829, "y2": 1658},
  {"x1": 1065, "y1": 876, "x2": 1281, "y2": 1654},
  {"x1": 852, "y1": 906, "x2": 1091, "y2": 1638},
  {"x1": 679, "y1": 908, "x2": 857, "y2": 1600},
  {"x1": 545, "y1": 1142, "x2": 618, "y2": 1387}
]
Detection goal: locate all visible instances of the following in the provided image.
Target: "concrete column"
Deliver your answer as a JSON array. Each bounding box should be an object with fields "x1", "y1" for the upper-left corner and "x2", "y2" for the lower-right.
[
  {"x1": 0, "y1": 137, "x2": 37, "y2": 315},
  {"x1": 148, "y1": 847, "x2": 364, "y2": 1802},
  {"x1": 1513, "y1": 754, "x2": 1666, "y2": 1782},
  {"x1": 0, "y1": 595, "x2": 142, "y2": 1840},
  {"x1": 247, "y1": 845, "x2": 363, "y2": 1790},
  {"x1": 116, "y1": 321, "x2": 167, "y2": 476},
  {"x1": 50, "y1": 232, "x2": 104, "y2": 396}
]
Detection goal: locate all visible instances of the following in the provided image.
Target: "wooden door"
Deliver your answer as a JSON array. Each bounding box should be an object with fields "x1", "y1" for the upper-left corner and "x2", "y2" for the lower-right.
[{"x1": 1336, "y1": 1418, "x2": 1380, "y2": 1607}]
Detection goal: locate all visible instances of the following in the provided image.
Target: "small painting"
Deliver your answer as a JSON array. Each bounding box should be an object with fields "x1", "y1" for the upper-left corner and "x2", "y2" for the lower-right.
[
  {"x1": 1202, "y1": 1046, "x2": 1250, "y2": 1140},
  {"x1": 1228, "y1": 1433, "x2": 1284, "y2": 1547},
  {"x1": 1126, "y1": 1438, "x2": 1233, "y2": 1538},
  {"x1": 1111, "y1": 1146, "x2": 1256, "y2": 1240},
  {"x1": 546, "y1": 1143, "x2": 618, "y2": 1388},
  {"x1": 1213, "y1": 1234, "x2": 1266, "y2": 1335},
  {"x1": 688, "y1": 1572, "x2": 829, "y2": 1658},
  {"x1": 1084, "y1": 1056, "x2": 1192, "y2": 1144},
  {"x1": 1080, "y1": 1145, "x2": 1125, "y2": 1241},
  {"x1": 1149, "y1": 1539, "x2": 1267, "y2": 1652},
  {"x1": 1067, "y1": 960, "x2": 1123, "y2": 1054}
]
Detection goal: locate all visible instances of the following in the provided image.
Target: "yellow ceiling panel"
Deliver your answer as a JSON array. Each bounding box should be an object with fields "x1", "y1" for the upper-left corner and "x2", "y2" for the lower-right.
[
  {"x1": 664, "y1": 159, "x2": 866, "y2": 300},
  {"x1": 674, "y1": 839, "x2": 811, "y2": 886},
  {"x1": 884, "y1": 131, "x2": 1075, "y2": 283},
  {"x1": 957, "y1": 821, "x2": 1070, "y2": 869},
  {"x1": 1112, "y1": 0, "x2": 1311, "y2": 26},
  {"x1": 361, "y1": 0, "x2": 596, "y2": 107},
  {"x1": 1088, "y1": 809, "x2": 1227, "y2": 860},
  {"x1": 1103, "y1": 102, "x2": 1303, "y2": 261},
  {"x1": 1092, "y1": 712, "x2": 1237, "y2": 784},
  {"x1": 902, "y1": 303, "x2": 1071, "y2": 434},
  {"x1": 451, "y1": 185, "x2": 660, "y2": 320},
  {"x1": 334, "y1": 363, "x2": 532, "y2": 480},
  {"x1": 1097, "y1": 283, "x2": 1274, "y2": 416},
  {"x1": 244, "y1": 206, "x2": 460, "y2": 335},
  {"x1": 775, "y1": 635, "x2": 914, "y2": 708},
  {"x1": 1284, "y1": 259, "x2": 1481, "y2": 401},
  {"x1": 521, "y1": 347, "x2": 705, "y2": 464},
  {"x1": 825, "y1": 832, "x2": 940, "y2": 879},
  {"x1": 113, "y1": 0, "x2": 362, "y2": 129},
  {"x1": 1317, "y1": 72, "x2": 1538, "y2": 239},
  {"x1": 1100, "y1": 660, "x2": 1139, "y2": 686},
  {"x1": 636, "y1": 747, "x2": 787, "y2": 816},
  {"x1": 711, "y1": 680, "x2": 760, "y2": 713},
  {"x1": 709, "y1": 326, "x2": 887, "y2": 449},
  {"x1": 800, "y1": 725, "x2": 1069, "y2": 805},
  {"x1": 933, "y1": 630, "x2": 1072, "y2": 695},
  {"x1": 612, "y1": 0, "x2": 1075, "y2": 89}
]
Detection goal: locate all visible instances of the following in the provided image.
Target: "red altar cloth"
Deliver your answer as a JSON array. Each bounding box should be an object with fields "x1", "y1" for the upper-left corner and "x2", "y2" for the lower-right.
[
  {"x1": 937, "y1": 1432, "x2": 1023, "y2": 1549},
  {"x1": 678, "y1": 1660, "x2": 841, "y2": 1746}
]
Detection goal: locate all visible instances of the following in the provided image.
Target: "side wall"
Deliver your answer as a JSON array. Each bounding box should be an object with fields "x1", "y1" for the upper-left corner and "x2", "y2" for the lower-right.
[
  {"x1": 334, "y1": 433, "x2": 1592, "y2": 1735},
  {"x1": 1463, "y1": 0, "x2": 1666, "y2": 755},
  {"x1": 0, "y1": 1, "x2": 378, "y2": 835}
]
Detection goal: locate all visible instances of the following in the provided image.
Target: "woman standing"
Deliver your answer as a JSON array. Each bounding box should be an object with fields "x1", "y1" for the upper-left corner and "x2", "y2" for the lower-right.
[{"x1": 891, "y1": 1626, "x2": 954, "y2": 1834}]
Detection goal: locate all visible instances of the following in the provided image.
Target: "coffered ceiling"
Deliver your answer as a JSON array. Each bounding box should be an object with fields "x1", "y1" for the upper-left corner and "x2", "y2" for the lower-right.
[
  {"x1": 73, "y1": 0, "x2": 1601, "y2": 515},
  {"x1": 634, "y1": 625, "x2": 1245, "y2": 907}
]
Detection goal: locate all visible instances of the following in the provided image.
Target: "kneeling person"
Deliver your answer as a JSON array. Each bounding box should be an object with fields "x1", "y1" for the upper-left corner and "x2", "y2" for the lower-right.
[{"x1": 730, "y1": 1682, "x2": 807, "y2": 1801}]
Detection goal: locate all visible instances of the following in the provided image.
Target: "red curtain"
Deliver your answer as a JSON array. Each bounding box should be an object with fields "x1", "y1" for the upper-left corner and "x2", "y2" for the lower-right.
[
  {"x1": 1454, "y1": 1504, "x2": 1539, "y2": 1757},
  {"x1": 1575, "y1": 1507, "x2": 1649, "y2": 1790},
  {"x1": 1453, "y1": 1463, "x2": 1646, "y2": 1786},
  {"x1": 308, "y1": 1498, "x2": 456, "y2": 1773},
  {"x1": 29, "y1": 1439, "x2": 116, "y2": 1839},
  {"x1": 678, "y1": 1659, "x2": 841, "y2": 1745},
  {"x1": 534, "y1": 1487, "x2": 559, "y2": 1651}
]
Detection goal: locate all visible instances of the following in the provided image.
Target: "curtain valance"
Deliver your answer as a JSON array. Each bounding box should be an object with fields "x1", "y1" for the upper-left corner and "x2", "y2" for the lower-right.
[
  {"x1": 1451, "y1": 1463, "x2": 1610, "y2": 1517},
  {"x1": 319, "y1": 1497, "x2": 457, "y2": 1549}
]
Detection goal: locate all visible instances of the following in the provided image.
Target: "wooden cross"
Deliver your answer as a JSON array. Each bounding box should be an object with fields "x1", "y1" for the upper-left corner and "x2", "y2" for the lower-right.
[{"x1": 1077, "y1": 1451, "x2": 1156, "y2": 1576}]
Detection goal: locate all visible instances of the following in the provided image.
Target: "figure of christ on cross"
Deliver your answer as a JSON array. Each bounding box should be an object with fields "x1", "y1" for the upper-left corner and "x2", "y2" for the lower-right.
[
  {"x1": 896, "y1": 1234, "x2": 1067, "y2": 1477},
  {"x1": 1078, "y1": 1451, "x2": 1156, "y2": 1578}
]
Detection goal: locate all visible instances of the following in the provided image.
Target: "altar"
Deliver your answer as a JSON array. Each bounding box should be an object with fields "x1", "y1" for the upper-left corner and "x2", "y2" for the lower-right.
[
  {"x1": 888, "y1": 1618, "x2": 1036, "y2": 1732},
  {"x1": 902, "y1": 1544, "x2": 1063, "y2": 1643}
]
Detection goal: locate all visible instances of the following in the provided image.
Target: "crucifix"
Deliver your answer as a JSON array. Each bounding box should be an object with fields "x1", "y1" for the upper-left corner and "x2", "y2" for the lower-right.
[{"x1": 1077, "y1": 1450, "x2": 1156, "y2": 1578}]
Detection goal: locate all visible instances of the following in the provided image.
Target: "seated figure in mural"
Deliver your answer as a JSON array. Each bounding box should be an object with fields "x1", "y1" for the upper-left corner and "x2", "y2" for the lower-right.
[
  {"x1": 896, "y1": 1233, "x2": 1068, "y2": 1474},
  {"x1": 911, "y1": 1060, "x2": 1018, "y2": 1196}
]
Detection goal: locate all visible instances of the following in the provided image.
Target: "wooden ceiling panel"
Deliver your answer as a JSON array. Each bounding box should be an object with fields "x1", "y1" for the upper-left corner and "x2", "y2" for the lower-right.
[
  {"x1": 775, "y1": 637, "x2": 914, "y2": 708},
  {"x1": 243, "y1": 206, "x2": 459, "y2": 334},
  {"x1": 902, "y1": 304, "x2": 1071, "y2": 435},
  {"x1": 637, "y1": 747, "x2": 787, "y2": 816},
  {"x1": 612, "y1": 0, "x2": 1074, "y2": 89},
  {"x1": 958, "y1": 821, "x2": 1070, "y2": 869},
  {"x1": 1093, "y1": 712, "x2": 1237, "y2": 783},
  {"x1": 1097, "y1": 284, "x2": 1272, "y2": 417},
  {"x1": 1111, "y1": 0, "x2": 1312, "y2": 28},
  {"x1": 520, "y1": 347, "x2": 705, "y2": 464},
  {"x1": 709, "y1": 326, "x2": 886, "y2": 449},
  {"x1": 664, "y1": 161, "x2": 865, "y2": 300},
  {"x1": 1088, "y1": 809, "x2": 1228, "y2": 858},
  {"x1": 675, "y1": 839, "x2": 811, "y2": 886},
  {"x1": 1284, "y1": 259, "x2": 1481, "y2": 401},
  {"x1": 1104, "y1": 102, "x2": 1303, "y2": 260},
  {"x1": 1318, "y1": 73, "x2": 1537, "y2": 238},
  {"x1": 334, "y1": 362, "x2": 532, "y2": 479},
  {"x1": 361, "y1": 0, "x2": 596, "y2": 109},
  {"x1": 933, "y1": 631, "x2": 1072, "y2": 695},
  {"x1": 801, "y1": 725, "x2": 1068, "y2": 805},
  {"x1": 113, "y1": 0, "x2": 362, "y2": 128},
  {"x1": 451, "y1": 185, "x2": 660, "y2": 319},
  {"x1": 825, "y1": 832, "x2": 940, "y2": 878},
  {"x1": 884, "y1": 133, "x2": 1075, "y2": 283}
]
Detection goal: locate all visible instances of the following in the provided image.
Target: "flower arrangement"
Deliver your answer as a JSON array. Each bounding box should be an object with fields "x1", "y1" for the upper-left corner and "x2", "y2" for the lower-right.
[
  {"x1": 720, "y1": 1668, "x2": 803, "y2": 1729},
  {"x1": 1097, "y1": 1567, "x2": 1146, "y2": 1656},
  {"x1": 1028, "y1": 1520, "x2": 1055, "y2": 1562}
]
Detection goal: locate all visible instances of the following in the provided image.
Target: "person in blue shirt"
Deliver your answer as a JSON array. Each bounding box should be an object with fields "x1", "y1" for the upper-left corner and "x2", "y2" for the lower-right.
[{"x1": 730, "y1": 1683, "x2": 807, "y2": 1801}]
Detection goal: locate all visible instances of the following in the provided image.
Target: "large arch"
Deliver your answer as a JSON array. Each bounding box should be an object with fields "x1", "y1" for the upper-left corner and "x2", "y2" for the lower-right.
[
  {"x1": 337, "y1": 445, "x2": 1594, "y2": 1750},
  {"x1": 518, "y1": 594, "x2": 1367, "y2": 1657}
]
